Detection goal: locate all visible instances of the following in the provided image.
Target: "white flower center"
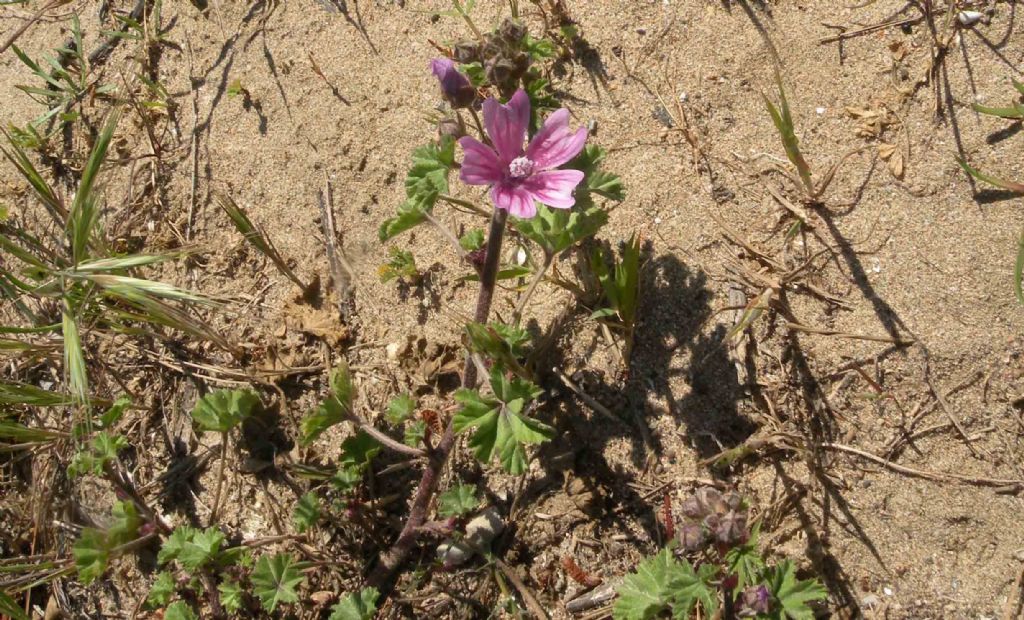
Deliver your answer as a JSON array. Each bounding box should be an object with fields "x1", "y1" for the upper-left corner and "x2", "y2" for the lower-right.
[{"x1": 508, "y1": 156, "x2": 534, "y2": 179}]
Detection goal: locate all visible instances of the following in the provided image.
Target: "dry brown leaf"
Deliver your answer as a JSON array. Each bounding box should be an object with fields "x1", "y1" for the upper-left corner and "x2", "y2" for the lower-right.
[
  {"x1": 887, "y1": 148, "x2": 905, "y2": 179},
  {"x1": 878, "y1": 142, "x2": 897, "y2": 160},
  {"x1": 889, "y1": 41, "x2": 908, "y2": 61}
]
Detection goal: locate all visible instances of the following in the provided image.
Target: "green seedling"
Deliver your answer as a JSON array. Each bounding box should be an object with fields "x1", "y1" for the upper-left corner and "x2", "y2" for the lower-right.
[
  {"x1": 763, "y1": 72, "x2": 860, "y2": 203},
  {"x1": 149, "y1": 525, "x2": 253, "y2": 615},
  {"x1": 300, "y1": 361, "x2": 355, "y2": 444},
  {"x1": 465, "y1": 321, "x2": 530, "y2": 376},
  {"x1": 12, "y1": 15, "x2": 116, "y2": 129},
  {"x1": 252, "y1": 552, "x2": 306, "y2": 613},
  {"x1": 379, "y1": 246, "x2": 420, "y2": 283},
  {"x1": 190, "y1": 389, "x2": 260, "y2": 522},
  {"x1": 590, "y1": 234, "x2": 642, "y2": 365},
  {"x1": 329, "y1": 587, "x2": 379, "y2": 620},
  {"x1": 73, "y1": 501, "x2": 142, "y2": 584},
  {"x1": 437, "y1": 484, "x2": 482, "y2": 518}
]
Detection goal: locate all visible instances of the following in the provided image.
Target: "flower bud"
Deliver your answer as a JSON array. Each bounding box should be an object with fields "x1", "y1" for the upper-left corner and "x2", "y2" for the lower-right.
[
  {"x1": 714, "y1": 509, "x2": 748, "y2": 545},
  {"x1": 485, "y1": 58, "x2": 517, "y2": 90},
  {"x1": 453, "y1": 41, "x2": 481, "y2": 64},
  {"x1": 737, "y1": 585, "x2": 772, "y2": 616},
  {"x1": 678, "y1": 522, "x2": 707, "y2": 552},
  {"x1": 430, "y1": 58, "x2": 476, "y2": 109},
  {"x1": 511, "y1": 52, "x2": 531, "y2": 77},
  {"x1": 498, "y1": 17, "x2": 528, "y2": 44},
  {"x1": 437, "y1": 117, "x2": 466, "y2": 140}
]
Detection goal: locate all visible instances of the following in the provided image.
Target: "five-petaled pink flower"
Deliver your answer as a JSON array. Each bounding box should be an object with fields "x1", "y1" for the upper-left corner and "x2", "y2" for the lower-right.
[{"x1": 459, "y1": 89, "x2": 587, "y2": 219}]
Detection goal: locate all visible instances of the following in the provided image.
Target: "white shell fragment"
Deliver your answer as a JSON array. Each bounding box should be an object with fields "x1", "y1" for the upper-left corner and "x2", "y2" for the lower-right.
[
  {"x1": 437, "y1": 541, "x2": 473, "y2": 567},
  {"x1": 465, "y1": 506, "x2": 504, "y2": 548},
  {"x1": 436, "y1": 507, "x2": 505, "y2": 567},
  {"x1": 957, "y1": 11, "x2": 985, "y2": 26}
]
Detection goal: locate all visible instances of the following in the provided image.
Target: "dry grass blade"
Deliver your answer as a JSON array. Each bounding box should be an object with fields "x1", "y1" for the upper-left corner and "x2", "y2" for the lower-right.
[
  {"x1": 215, "y1": 192, "x2": 308, "y2": 292},
  {"x1": 0, "y1": 382, "x2": 77, "y2": 407},
  {"x1": 318, "y1": 175, "x2": 355, "y2": 323},
  {"x1": 73, "y1": 254, "x2": 180, "y2": 272},
  {"x1": 105, "y1": 290, "x2": 235, "y2": 354},
  {"x1": 0, "y1": 129, "x2": 65, "y2": 224},
  {"x1": 728, "y1": 287, "x2": 773, "y2": 342},
  {"x1": 0, "y1": 420, "x2": 63, "y2": 444},
  {"x1": 1015, "y1": 228, "x2": 1024, "y2": 305}
]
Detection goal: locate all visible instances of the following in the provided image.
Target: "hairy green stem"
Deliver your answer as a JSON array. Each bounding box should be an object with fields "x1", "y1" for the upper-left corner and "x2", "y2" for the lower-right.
[
  {"x1": 453, "y1": 0, "x2": 485, "y2": 42},
  {"x1": 367, "y1": 208, "x2": 508, "y2": 592}
]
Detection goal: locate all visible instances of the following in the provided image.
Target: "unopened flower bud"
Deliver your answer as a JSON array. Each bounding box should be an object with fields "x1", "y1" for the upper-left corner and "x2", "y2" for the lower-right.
[
  {"x1": 485, "y1": 58, "x2": 517, "y2": 90},
  {"x1": 715, "y1": 510, "x2": 748, "y2": 545},
  {"x1": 453, "y1": 41, "x2": 481, "y2": 63},
  {"x1": 498, "y1": 17, "x2": 528, "y2": 44},
  {"x1": 737, "y1": 585, "x2": 772, "y2": 616},
  {"x1": 438, "y1": 117, "x2": 466, "y2": 140},
  {"x1": 467, "y1": 248, "x2": 486, "y2": 269},
  {"x1": 678, "y1": 522, "x2": 707, "y2": 552},
  {"x1": 430, "y1": 58, "x2": 476, "y2": 108},
  {"x1": 511, "y1": 52, "x2": 531, "y2": 77}
]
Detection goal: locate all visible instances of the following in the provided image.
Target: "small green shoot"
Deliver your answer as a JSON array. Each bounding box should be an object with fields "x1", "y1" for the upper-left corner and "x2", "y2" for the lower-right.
[
  {"x1": 385, "y1": 393, "x2": 417, "y2": 424},
  {"x1": 293, "y1": 492, "x2": 321, "y2": 533},
  {"x1": 590, "y1": 235, "x2": 642, "y2": 364},
  {"x1": 379, "y1": 136, "x2": 456, "y2": 242},
  {"x1": 378, "y1": 246, "x2": 420, "y2": 283},
  {"x1": 301, "y1": 361, "x2": 355, "y2": 444},
  {"x1": 190, "y1": 389, "x2": 260, "y2": 433},
  {"x1": 763, "y1": 74, "x2": 814, "y2": 196},
  {"x1": 613, "y1": 548, "x2": 717, "y2": 620}
]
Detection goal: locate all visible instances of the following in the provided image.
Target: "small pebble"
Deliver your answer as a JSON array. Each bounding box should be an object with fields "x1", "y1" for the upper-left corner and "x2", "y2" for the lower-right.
[
  {"x1": 816, "y1": 106, "x2": 826, "y2": 115},
  {"x1": 386, "y1": 342, "x2": 403, "y2": 361},
  {"x1": 437, "y1": 541, "x2": 473, "y2": 567},
  {"x1": 466, "y1": 506, "x2": 505, "y2": 548},
  {"x1": 957, "y1": 10, "x2": 985, "y2": 26},
  {"x1": 883, "y1": 586, "x2": 894, "y2": 596}
]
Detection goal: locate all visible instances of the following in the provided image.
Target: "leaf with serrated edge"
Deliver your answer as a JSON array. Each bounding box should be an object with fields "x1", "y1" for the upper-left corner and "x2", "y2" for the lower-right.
[
  {"x1": 329, "y1": 587, "x2": 380, "y2": 620},
  {"x1": 438, "y1": 484, "x2": 481, "y2": 517},
  {"x1": 612, "y1": 548, "x2": 717, "y2": 620},
  {"x1": 765, "y1": 560, "x2": 827, "y2": 620},
  {"x1": 252, "y1": 553, "x2": 305, "y2": 613}
]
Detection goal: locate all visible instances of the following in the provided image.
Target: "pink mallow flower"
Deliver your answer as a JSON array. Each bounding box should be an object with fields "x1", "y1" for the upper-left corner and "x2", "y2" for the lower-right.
[{"x1": 458, "y1": 89, "x2": 587, "y2": 219}]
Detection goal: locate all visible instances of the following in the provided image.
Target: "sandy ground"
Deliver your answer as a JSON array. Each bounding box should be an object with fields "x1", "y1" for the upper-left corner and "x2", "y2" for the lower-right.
[{"x1": 2, "y1": 0, "x2": 1024, "y2": 618}]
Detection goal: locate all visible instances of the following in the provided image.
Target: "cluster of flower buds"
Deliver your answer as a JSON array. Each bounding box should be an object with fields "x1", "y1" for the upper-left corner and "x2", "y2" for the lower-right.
[
  {"x1": 737, "y1": 585, "x2": 771, "y2": 617},
  {"x1": 452, "y1": 18, "x2": 531, "y2": 96},
  {"x1": 677, "y1": 487, "x2": 750, "y2": 552}
]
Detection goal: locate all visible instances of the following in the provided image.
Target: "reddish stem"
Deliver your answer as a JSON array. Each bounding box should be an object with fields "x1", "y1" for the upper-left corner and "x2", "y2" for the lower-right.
[{"x1": 367, "y1": 208, "x2": 508, "y2": 591}]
